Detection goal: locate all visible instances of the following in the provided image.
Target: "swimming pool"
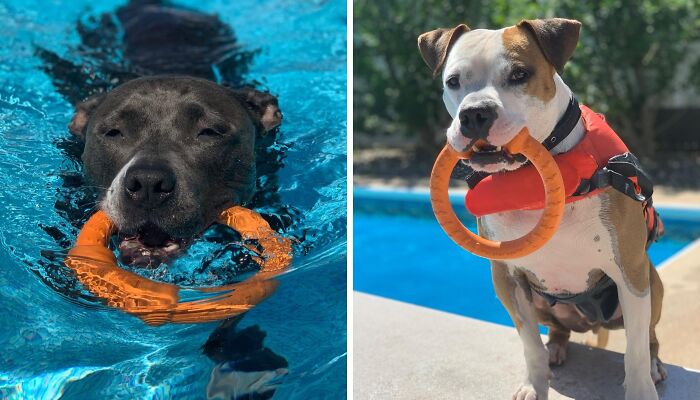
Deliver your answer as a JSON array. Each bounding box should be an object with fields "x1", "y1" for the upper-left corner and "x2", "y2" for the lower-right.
[
  {"x1": 0, "y1": 1, "x2": 346, "y2": 398},
  {"x1": 355, "y1": 187, "x2": 700, "y2": 328}
]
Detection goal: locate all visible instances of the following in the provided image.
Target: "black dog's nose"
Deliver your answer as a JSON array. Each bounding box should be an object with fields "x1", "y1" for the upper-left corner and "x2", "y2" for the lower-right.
[
  {"x1": 459, "y1": 106, "x2": 496, "y2": 139},
  {"x1": 124, "y1": 164, "x2": 176, "y2": 208}
]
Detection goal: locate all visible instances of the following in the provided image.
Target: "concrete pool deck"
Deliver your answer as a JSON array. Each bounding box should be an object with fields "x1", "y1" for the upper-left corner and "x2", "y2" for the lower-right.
[
  {"x1": 354, "y1": 292, "x2": 700, "y2": 399},
  {"x1": 354, "y1": 239, "x2": 700, "y2": 399}
]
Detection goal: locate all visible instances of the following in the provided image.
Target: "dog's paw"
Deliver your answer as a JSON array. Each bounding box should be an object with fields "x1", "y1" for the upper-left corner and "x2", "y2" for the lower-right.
[
  {"x1": 546, "y1": 341, "x2": 567, "y2": 366},
  {"x1": 513, "y1": 384, "x2": 545, "y2": 400},
  {"x1": 651, "y1": 357, "x2": 668, "y2": 384}
]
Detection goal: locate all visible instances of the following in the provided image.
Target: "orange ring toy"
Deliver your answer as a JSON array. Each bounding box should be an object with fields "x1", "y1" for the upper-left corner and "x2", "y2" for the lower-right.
[
  {"x1": 64, "y1": 206, "x2": 292, "y2": 326},
  {"x1": 430, "y1": 128, "x2": 566, "y2": 260}
]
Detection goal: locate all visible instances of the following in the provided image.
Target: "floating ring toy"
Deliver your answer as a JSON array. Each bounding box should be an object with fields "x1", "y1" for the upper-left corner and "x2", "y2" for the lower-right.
[
  {"x1": 64, "y1": 207, "x2": 292, "y2": 326},
  {"x1": 430, "y1": 128, "x2": 566, "y2": 260}
]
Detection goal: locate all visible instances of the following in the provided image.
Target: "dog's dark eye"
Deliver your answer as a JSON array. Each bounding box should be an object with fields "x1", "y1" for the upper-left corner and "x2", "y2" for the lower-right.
[
  {"x1": 445, "y1": 75, "x2": 460, "y2": 89},
  {"x1": 509, "y1": 68, "x2": 530, "y2": 84},
  {"x1": 198, "y1": 128, "x2": 222, "y2": 138},
  {"x1": 104, "y1": 129, "x2": 122, "y2": 138}
]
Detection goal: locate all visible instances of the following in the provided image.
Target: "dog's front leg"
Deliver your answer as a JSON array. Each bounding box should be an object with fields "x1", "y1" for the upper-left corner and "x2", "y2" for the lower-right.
[
  {"x1": 611, "y1": 264, "x2": 658, "y2": 400},
  {"x1": 493, "y1": 263, "x2": 551, "y2": 400}
]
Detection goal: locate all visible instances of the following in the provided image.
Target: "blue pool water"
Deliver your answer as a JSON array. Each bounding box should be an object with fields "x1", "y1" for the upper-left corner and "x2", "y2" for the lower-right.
[
  {"x1": 0, "y1": 1, "x2": 346, "y2": 398},
  {"x1": 355, "y1": 188, "x2": 700, "y2": 329}
]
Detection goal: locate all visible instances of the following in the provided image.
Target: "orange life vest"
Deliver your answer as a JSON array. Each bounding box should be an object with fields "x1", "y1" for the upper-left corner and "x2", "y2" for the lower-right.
[
  {"x1": 466, "y1": 105, "x2": 633, "y2": 215},
  {"x1": 464, "y1": 104, "x2": 662, "y2": 246}
]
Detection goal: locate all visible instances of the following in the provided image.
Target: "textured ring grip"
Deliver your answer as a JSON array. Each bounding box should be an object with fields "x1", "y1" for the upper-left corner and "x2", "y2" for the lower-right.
[
  {"x1": 429, "y1": 128, "x2": 566, "y2": 260},
  {"x1": 65, "y1": 207, "x2": 292, "y2": 325}
]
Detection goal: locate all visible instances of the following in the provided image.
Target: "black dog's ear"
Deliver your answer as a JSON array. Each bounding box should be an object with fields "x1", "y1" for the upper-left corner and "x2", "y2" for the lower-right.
[
  {"x1": 230, "y1": 88, "x2": 282, "y2": 134},
  {"x1": 69, "y1": 93, "x2": 106, "y2": 139},
  {"x1": 517, "y1": 18, "x2": 581, "y2": 73},
  {"x1": 417, "y1": 24, "x2": 470, "y2": 77}
]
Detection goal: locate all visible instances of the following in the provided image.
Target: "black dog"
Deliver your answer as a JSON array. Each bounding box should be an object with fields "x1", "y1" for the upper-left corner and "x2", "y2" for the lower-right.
[
  {"x1": 36, "y1": 1, "x2": 291, "y2": 398},
  {"x1": 39, "y1": 0, "x2": 289, "y2": 267},
  {"x1": 68, "y1": 76, "x2": 280, "y2": 266}
]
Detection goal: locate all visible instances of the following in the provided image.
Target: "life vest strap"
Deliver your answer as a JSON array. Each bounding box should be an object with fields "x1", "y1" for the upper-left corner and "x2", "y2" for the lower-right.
[
  {"x1": 645, "y1": 205, "x2": 664, "y2": 249},
  {"x1": 572, "y1": 151, "x2": 663, "y2": 247}
]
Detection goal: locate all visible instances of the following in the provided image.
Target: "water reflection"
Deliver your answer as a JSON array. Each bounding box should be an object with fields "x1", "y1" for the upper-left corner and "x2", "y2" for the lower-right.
[{"x1": 203, "y1": 315, "x2": 288, "y2": 400}]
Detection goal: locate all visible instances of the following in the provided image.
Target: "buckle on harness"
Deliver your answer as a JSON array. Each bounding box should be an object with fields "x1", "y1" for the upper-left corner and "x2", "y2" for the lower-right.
[
  {"x1": 590, "y1": 168, "x2": 646, "y2": 202},
  {"x1": 574, "y1": 152, "x2": 653, "y2": 202},
  {"x1": 574, "y1": 152, "x2": 663, "y2": 247}
]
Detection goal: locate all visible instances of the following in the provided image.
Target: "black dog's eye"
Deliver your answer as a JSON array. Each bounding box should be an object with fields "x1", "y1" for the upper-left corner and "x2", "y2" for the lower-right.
[
  {"x1": 509, "y1": 68, "x2": 531, "y2": 84},
  {"x1": 104, "y1": 129, "x2": 122, "y2": 138},
  {"x1": 446, "y1": 75, "x2": 460, "y2": 89},
  {"x1": 198, "y1": 128, "x2": 222, "y2": 138}
]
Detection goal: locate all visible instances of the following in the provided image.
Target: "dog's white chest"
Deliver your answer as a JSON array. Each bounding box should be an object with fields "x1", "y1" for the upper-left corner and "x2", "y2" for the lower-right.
[{"x1": 480, "y1": 194, "x2": 615, "y2": 294}]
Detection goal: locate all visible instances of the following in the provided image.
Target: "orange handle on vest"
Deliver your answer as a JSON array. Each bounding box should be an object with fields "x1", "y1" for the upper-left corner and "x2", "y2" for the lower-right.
[
  {"x1": 430, "y1": 128, "x2": 566, "y2": 260},
  {"x1": 64, "y1": 206, "x2": 292, "y2": 325}
]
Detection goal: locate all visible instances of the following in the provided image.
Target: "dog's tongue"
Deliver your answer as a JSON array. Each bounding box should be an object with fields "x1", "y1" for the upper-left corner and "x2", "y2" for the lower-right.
[{"x1": 118, "y1": 224, "x2": 189, "y2": 267}]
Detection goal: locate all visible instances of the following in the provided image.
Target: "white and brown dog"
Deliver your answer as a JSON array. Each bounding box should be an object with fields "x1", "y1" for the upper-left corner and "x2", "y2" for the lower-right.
[{"x1": 418, "y1": 18, "x2": 665, "y2": 400}]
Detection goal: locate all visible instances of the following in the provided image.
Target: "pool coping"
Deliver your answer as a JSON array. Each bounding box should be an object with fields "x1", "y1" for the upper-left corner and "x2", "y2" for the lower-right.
[{"x1": 657, "y1": 237, "x2": 700, "y2": 270}]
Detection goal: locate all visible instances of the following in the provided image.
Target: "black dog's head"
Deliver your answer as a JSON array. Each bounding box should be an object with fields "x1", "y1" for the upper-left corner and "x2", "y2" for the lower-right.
[{"x1": 69, "y1": 76, "x2": 281, "y2": 266}]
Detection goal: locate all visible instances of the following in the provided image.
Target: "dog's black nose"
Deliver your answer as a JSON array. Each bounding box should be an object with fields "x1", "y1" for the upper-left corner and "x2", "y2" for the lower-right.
[
  {"x1": 124, "y1": 163, "x2": 176, "y2": 208},
  {"x1": 459, "y1": 106, "x2": 496, "y2": 139}
]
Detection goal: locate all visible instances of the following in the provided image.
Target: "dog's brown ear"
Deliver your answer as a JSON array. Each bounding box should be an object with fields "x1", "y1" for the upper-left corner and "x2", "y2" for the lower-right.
[
  {"x1": 417, "y1": 24, "x2": 470, "y2": 77},
  {"x1": 518, "y1": 18, "x2": 581, "y2": 73},
  {"x1": 69, "y1": 93, "x2": 105, "y2": 140},
  {"x1": 230, "y1": 87, "x2": 282, "y2": 134}
]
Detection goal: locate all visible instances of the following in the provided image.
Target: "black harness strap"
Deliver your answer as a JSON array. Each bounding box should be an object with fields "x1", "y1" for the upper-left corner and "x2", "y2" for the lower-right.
[
  {"x1": 573, "y1": 151, "x2": 663, "y2": 247},
  {"x1": 533, "y1": 152, "x2": 661, "y2": 320},
  {"x1": 574, "y1": 152, "x2": 653, "y2": 202},
  {"x1": 534, "y1": 275, "x2": 619, "y2": 323}
]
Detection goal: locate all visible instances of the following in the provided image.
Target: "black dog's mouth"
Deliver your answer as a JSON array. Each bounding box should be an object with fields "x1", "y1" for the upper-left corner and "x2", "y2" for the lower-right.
[
  {"x1": 117, "y1": 223, "x2": 192, "y2": 267},
  {"x1": 469, "y1": 143, "x2": 526, "y2": 167}
]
